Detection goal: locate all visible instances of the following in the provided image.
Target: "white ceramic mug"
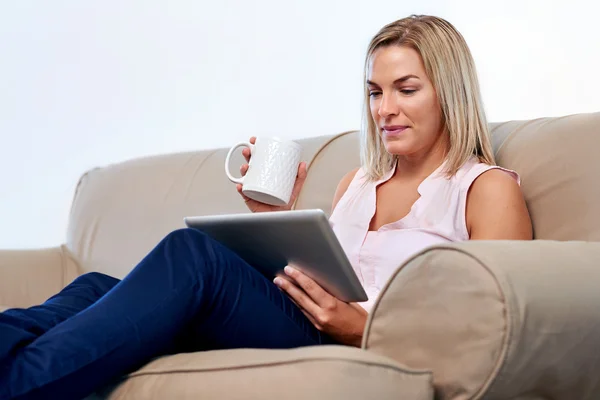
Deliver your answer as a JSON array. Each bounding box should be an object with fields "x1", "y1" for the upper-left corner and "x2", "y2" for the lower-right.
[{"x1": 225, "y1": 137, "x2": 303, "y2": 206}]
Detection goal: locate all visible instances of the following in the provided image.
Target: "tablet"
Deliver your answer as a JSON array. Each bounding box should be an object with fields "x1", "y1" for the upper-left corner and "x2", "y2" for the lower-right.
[{"x1": 184, "y1": 209, "x2": 367, "y2": 302}]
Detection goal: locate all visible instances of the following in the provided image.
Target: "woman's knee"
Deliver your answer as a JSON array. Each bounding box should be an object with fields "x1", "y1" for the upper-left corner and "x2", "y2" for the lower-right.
[
  {"x1": 69, "y1": 272, "x2": 120, "y2": 295},
  {"x1": 164, "y1": 227, "x2": 208, "y2": 241},
  {"x1": 160, "y1": 228, "x2": 237, "y2": 281},
  {"x1": 162, "y1": 228, "x2": 215, "y2": 254},
  {"x1": 160, "y1": 228, "x2": 220, "y2": 269}
]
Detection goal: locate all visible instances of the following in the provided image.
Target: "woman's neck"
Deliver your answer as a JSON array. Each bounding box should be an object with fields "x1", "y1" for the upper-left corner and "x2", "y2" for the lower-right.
[{"x1": 394, "y1": 134, "x2": 449, "y2": 180}]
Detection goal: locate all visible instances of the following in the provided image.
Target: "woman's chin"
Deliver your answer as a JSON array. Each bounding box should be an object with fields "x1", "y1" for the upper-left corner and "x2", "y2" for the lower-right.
[{"x1": 384, "y1": 142, "x2": 412, "y2": 156}]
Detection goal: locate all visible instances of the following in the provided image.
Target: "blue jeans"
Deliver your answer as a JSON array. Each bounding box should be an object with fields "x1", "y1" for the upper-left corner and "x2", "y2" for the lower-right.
[{"x1": 0, "y1": 228, "x2": 337, "y2": 399}]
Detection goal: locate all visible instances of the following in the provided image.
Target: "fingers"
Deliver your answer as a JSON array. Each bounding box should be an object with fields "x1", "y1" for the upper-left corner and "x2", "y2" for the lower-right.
[
  {"x1": 242, "y1": 137, "x2": 255, "y2": 161},
  {"x1": 298, "y1": 161, "x2": 308, "y2": 179},
  {"x1": 274, "y1": 276, "x2": 323, "y2": 329},
  {"x1": 244, "y1": 137, "x2": 256, "y2": 161},
  {"x1": 273, "y1": 272, "x2": 321, "y2": 318},
  {"x1": 242, "y1": 148, "x2": 251, "y2": 163},
  {"x1": 282, "y1": 266, "x2": 334, "y2": 309},
  {"x1": 288, "y1": 162, "x2": 308, "y2": 205},
  {"x1": 299, "y1": 308, "x2": 322, "y2": 330},
  {"x1": 236, "y1": 184, "x2": 251, "y2": 203},
  {"x1": 239, "y1": 163, "x2": 249, "y2": 176}
]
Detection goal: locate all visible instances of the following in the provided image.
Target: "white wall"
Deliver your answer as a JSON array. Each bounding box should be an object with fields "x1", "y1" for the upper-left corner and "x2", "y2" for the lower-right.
[{"x1": 1, "y1": 0, "x2": 599, "y2": 249}]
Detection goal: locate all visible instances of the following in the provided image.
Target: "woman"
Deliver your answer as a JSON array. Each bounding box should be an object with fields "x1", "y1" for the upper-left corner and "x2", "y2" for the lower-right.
[{"x1": 0, "y1": 15, "x2": 532, "y2": 400}]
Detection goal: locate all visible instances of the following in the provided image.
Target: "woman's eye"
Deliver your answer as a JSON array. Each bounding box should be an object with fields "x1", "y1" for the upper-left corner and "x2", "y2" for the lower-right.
[
  {"x1": 401, "y1": 89, "x2": 416, "y2": 95},
  {"x1": 369, "y1": 91, "x2": 382, "y2": 98}
]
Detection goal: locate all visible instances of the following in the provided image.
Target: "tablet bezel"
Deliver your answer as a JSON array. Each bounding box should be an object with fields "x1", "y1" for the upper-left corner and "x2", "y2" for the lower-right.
[{"x1": 184, "y1": 209, "x2": 367, "y2": 302}]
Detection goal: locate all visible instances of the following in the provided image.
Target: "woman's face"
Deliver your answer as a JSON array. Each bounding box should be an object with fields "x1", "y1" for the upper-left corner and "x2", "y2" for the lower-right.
[{"x1": 367, "y1": 45, "x2": 446, "y2": 158}]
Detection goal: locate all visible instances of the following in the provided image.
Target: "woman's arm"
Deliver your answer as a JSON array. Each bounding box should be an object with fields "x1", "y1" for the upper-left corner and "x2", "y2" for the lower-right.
[
  {"x1": 466, "y1": 169, "x2": 533, "y2": 240},
  {"x1": 273, "y1": 167, "x2": 366, "y2": 347}
]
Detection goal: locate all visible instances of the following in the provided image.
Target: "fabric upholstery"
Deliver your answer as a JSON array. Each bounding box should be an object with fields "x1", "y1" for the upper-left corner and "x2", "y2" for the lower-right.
[
  {"x1": 0, "y1": 246, "x2": 79, "y2": 308},
  {"x1": 490, "y1": 112, "x2": 600, "y2": 240},
  {"x1": 104, "y1": 346, "x2": 433, "y2": 400},
  {"x1": 364, "y1": 240, "x2": 600, "y2": 400},
  {"x1": 294, "y1": 130, "x2": 361, "y2": 213},
  {"x1": 65, "y1": 112, "x2": 600, "y2": 279},
  {"x1": 65, "y1": 135, "x2": 345, "y2": 278}
]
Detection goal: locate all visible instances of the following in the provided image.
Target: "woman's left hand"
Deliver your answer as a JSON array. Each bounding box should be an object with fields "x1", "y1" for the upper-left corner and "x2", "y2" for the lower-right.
[{"x1": 273, "y1": 265, "x2": 368, "y2": 347}]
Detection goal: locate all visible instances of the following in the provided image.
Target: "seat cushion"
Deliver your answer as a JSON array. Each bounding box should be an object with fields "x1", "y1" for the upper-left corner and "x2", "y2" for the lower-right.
[{"x1": 101, "y1": 346, "x2": 433, "y2": 400}]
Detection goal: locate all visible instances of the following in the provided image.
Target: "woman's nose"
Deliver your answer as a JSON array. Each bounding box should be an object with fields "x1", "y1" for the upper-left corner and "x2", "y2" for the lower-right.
[{"x1": 378, "y1": 93, "x2": 399, "y2": 118}]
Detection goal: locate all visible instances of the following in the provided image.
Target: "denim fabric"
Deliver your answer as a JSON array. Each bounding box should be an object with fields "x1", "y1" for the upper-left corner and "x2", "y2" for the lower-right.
[{"x1": 0, "y1": 228, "x2": 336, "y2": 399}]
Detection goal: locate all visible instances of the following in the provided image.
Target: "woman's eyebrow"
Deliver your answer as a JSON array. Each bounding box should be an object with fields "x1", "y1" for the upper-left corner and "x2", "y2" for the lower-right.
[{"x1": 366, "y1": 74, "x2": 420, "y2": 86}]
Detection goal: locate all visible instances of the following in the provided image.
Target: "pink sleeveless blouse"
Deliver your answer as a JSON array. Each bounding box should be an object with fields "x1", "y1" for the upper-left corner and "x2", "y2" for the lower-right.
[{"x1": 329, "y1": 157, "x2": 519, "y2": 312}]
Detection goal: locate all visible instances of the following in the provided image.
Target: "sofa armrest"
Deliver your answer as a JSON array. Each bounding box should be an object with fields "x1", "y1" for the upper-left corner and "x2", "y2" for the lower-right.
[
  {"x1": 0, "y1": 246, "x2": 80, "y2": 309},
  {"x1": 362, "y1": 240, "x2": 600, "y2": 400}
]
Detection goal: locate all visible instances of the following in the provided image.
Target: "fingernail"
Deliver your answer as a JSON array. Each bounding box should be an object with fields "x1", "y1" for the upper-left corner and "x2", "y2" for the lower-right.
[
  {"x1": 273, "y1": 277, "x2": 282, "y2": 286},
  {"x1": 284, "y1": 266, "x2": 294, "y2": 275}
]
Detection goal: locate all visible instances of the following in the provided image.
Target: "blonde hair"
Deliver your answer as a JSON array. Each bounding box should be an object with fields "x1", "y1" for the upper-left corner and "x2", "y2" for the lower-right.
[{"x1": 361, "y1": 15, "x2": 496, "y2": 180}]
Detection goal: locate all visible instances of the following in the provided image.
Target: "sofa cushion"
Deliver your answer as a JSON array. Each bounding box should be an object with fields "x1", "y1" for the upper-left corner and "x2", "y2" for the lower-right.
[
  {"x1": 294, "y1": 131, "x2": 361, "y2": 214},
  {"x1": 66, "y1": 134, "x2": 349, "y2": 279},
  {"x1": 102, "y1": 346, "x2": 433, "y2": 400},
  {"x1": 490, "y1": 112, "x2": 600, "y2": 241}
]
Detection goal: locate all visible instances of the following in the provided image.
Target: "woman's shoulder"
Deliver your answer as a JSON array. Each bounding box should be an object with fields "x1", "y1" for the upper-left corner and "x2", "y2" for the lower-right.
[
  {"x1": 466, "y1": 167, "x2": 523, "y2": 211},
  {"x1": 454, "y1": 158, "x2": 520, "y2": 190},
  {"x1": 460, "y1": 160, "x2": 532, "y2": 240}
]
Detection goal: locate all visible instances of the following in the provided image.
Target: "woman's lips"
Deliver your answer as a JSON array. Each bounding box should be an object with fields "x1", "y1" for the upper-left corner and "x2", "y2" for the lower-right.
[{"x1": 382, "y1": 126, "x2": 409, "y2": 137}]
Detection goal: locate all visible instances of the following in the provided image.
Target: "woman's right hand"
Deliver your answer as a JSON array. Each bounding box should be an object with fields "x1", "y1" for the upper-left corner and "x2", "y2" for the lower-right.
[{"x1": 236, "y1": 136, "x2": 308, "y2": 213}]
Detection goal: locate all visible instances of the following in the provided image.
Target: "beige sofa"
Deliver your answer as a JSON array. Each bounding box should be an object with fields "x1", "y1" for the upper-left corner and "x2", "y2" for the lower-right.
[{"x1": 2, "y1": 112, "x2": 600, "y2": 399}]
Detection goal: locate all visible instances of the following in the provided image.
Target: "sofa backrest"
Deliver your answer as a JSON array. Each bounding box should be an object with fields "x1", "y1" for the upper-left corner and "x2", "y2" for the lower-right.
[
  {"x1": 66, "y1": 132, "x2": 360, "y2": 277},
  {"x1": 490, "y1": 112, "x2": 600, "y2": 241},
  {"x1": 66, "y1": 112, "x2": 600, "y2": 277}
]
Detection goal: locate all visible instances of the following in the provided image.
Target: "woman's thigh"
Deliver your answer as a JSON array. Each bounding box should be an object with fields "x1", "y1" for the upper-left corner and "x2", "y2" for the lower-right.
[
  {"x1": 178, "y1": 228, "x2": 338, "y2": 351},
  {"x1": 1, "y1": 228, "x2": 336, "y2": 400}
]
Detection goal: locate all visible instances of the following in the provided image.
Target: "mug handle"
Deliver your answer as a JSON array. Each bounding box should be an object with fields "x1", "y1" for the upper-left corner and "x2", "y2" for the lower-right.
[{"x1": 225, "y1": 141, "x2": 254, "y2": 184}]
